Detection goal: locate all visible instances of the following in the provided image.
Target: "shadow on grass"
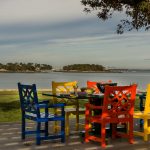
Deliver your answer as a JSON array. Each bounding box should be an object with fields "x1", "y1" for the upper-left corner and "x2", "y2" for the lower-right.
[{"x1": 0, "y1": 101, "x2": 20, "y2": 111}]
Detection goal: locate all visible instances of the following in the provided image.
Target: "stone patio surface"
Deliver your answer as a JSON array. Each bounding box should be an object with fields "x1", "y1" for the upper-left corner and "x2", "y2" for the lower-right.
[{"x1": 0, "y1": 120, "x2": 150, "y2": 150}]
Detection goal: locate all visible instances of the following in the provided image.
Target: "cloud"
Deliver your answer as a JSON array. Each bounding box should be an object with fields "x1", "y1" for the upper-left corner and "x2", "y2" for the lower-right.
[
  {"x1": 0, "y1": 0, "x2": 150, "y2": 69},
  {"x1": 0, "y1": 0, "x2": 90, "y2": 25},
  {"x1": 0, "y1": 16, "x2": 115, "y2": 47}
]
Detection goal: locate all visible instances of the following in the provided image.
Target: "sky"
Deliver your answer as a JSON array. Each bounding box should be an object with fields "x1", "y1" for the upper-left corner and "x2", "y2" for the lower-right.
[{"x1": 0, "y1": 0, "x2": 150, "y2": 69}]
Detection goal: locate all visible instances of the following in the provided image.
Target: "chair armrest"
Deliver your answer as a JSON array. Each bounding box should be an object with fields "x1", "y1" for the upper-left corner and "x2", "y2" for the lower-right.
[
  {"x1": 49, "y1": 103, "x2": 66, "y2": 108},
  {"x1": 36, "y1": 103, "x2": 66, "y2": 109},
  {"x1": 38, "y1": 100, "x2": 49, "y2": 104},
  {"x1": 35, "y1": 103, "x2": 48, "y2": 108}
]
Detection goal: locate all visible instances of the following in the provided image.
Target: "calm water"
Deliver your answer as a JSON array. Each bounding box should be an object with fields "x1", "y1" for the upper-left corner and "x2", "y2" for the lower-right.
[{"x1": 0, "y1": 72, "x2": 150, "y2": 90}]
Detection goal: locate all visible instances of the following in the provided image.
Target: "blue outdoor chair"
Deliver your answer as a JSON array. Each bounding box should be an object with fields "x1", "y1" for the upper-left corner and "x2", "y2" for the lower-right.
[{"x1": 18, "y1": 82, "x2": 65, "y2": 145}]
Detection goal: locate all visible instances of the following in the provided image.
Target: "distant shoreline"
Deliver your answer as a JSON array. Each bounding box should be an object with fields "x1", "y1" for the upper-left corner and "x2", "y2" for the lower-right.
[
  {"x1": 0, "y1": 71, "x2": 145, "y2": 73},
  {"x1": 0, "y1": 89, "x2": 51, "y2": 91},
  {"x1": 0, "y1": 71, "x2": 122, "y2": 73},
  {"x1": 1, "y1": 70, "x2": 150, "y2": 74},
  {"x1": 53, "y1": 70, "x2": 123, "y2": 73},
  {"x1": 0, "y1": 71, "x2": 51, "y2": 73}
]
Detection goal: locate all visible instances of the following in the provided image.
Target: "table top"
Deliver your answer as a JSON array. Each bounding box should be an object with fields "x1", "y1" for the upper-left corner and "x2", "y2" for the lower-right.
[{"x1": 42, "y1": 92, "x2": 104, "y2": 99}]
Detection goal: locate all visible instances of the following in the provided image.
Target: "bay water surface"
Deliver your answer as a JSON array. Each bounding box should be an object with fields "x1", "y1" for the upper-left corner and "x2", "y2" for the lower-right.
[{"x1": 0, "y1": 72, "x2": 150, "y2": 90}]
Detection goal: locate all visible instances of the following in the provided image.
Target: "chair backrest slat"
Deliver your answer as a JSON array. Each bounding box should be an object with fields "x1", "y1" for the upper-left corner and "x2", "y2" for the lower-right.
[
  {"x1": 87, "y1": 80, "x2": 116, "y2": 94},
  {"x1": 52, "y1": 81, "x2": 77, "y2": 94},
  {"x1": 52, "y1": 81, "x2": 77, "y2": 103},
  {"x1": 102, "y1": 84, "x2": 137, "y2": 119},
  {"x1": 18, "y1": 83, "x2": 40, "y2": 116},
  {"x1": 87, "y1": 81, "x2": 100, "y2": 94}
]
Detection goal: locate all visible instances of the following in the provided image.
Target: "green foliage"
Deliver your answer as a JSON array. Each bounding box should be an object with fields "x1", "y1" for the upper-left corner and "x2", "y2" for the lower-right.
[
  {"x1": 81, "y1": 0, "x2": 150, "y2": 33},
  {"x1": 0, "y1": 62, "x2": 52, "y2": 72},
  {"x1": 63, "y1": 64, "x2": 105, "y2": 71}
]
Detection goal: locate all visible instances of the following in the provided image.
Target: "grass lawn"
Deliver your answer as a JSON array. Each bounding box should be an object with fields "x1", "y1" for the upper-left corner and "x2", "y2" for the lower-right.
[
  {"x1": 0, "y1": 91, "x2": 50, "y2": 122},
  {"x1": 0, "y1": 90, "x2": 141, "y2": 123}
]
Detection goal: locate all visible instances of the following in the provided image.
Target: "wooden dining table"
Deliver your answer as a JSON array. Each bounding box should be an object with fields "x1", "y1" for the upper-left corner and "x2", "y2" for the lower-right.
[
  {"x1": 43, "y1": 86, "x2": 141, "y2": 136},
  {"x1": 43, "y1": 90, "x2": 133, "y2": 139},
  {"x1": 42, "y1": 92, "x2": 104, "y2": 134},
  {"x1": 42, "y1": 92, "x2": 104, "y2": 111},
  {"x1": 42, "y1": 92, "x2": 104, "y2": 110}
]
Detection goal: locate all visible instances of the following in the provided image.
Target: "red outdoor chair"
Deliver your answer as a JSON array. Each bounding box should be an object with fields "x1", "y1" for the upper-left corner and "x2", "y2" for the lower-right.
[
  {"x1": 85, "y1": 84, "x2": 137, "y2": 148},
  {"x1": 87, "y1": 81, "x2": 100, "y2": 94},
  {"x1": 87, "y1": 80, "x2": 112, "y2": 94}
]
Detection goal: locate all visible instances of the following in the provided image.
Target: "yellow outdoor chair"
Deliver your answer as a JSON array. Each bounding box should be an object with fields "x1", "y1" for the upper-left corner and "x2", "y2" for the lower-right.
[
  {"x1": 52, "y1": 81, "x2": 85, "y2": 136},
  {"x1": 134, "y1": 84, "x2": 150, "y2": 141}
]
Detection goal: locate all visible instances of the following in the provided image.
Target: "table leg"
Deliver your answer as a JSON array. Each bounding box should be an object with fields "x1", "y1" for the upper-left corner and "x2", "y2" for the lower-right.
[{"x1": 76, "y1": 99, "x2": 79, "y2": 131}]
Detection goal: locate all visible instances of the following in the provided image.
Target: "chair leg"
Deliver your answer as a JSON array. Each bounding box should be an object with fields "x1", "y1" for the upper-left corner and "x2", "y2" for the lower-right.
[
  {"x1": 45, "y1": 122, "x2": 48, "y2": 137},
  {"x1": 129, "y1": 120, "x2": 134, "y2": 144},
  {"x1": 144, "y1": 119, "x2": 148, "y2": 141},
  {"x1": 112, "y1": 123, "x2": 117, "y2": 139},
  {"x1": 61, "y1": 119, "x2": 65, "y2": 143},
  {"x1": 21, "y1": 114, "x2": 25, "y2": 140},
  {"x1": 36, "y1": 122, "x2": 41, "y2": 145},
  {"x1": 85, "y1": 106, "x2": 90, "y2": 143},
  {"x1": 101, "y1": 123, "x2": 106, "y2": 148},
  {"x1": 85, "y1": 123, "x2": 90, "y2": 142},
  {"x1": 65, "y1": 112, "x2": 70, "y2": 136}
]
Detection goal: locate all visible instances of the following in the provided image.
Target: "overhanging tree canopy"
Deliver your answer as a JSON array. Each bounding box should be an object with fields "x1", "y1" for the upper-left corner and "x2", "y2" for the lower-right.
[{"x1": 81, "y1": 0, "x2": 150, "y2": 34}]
